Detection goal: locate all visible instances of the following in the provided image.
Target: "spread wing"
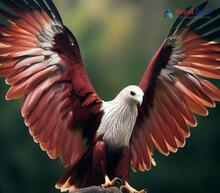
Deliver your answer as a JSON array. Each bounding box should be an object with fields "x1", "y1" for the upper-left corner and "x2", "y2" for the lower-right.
[
  {"x1": 0, "y1": 0, "x2": 102, "y2": 166},
  {"x1": 130, "y1": 1, "x2": 220, "y2": 171}
]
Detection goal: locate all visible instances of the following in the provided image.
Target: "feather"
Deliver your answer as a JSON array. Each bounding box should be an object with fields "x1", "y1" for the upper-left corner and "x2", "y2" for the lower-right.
[
  {"x1": 132, "y1": 1, "x2": 220, "y2": 172},
  {"x1": 0, "y1": 0, "x2": 102, "y2": 169}
]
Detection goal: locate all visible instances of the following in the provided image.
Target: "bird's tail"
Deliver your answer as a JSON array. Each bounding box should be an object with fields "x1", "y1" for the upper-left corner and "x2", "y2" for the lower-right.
[{"x1": 56, "y1": 141, "x2": 106, "y2": 192}]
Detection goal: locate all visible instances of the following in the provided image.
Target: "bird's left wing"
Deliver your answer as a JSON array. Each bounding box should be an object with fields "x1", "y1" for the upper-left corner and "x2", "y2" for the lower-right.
[
  {"x1": 131, "y1": 1, "x2": 220, "y2": 171},
  {"x1": 0, "y1": 0, "x2": 102, "y2": 166}
]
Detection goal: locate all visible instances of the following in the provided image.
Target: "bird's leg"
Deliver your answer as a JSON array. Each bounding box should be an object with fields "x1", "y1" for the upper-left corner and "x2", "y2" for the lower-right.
[
  {"x1": 120, "y1": 181, "x2": 147, "y2": 193},
  {"x1": 101, "y1": 175, "x2": 124, "y2": 188}
]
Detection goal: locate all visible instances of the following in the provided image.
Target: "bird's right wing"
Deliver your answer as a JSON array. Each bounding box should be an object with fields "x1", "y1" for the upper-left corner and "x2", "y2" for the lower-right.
[
  {"x1": 131, "y1": 1, "x2": 220, "y2": 171},
  {"x1": 0, "y1": 0, "x2": 102, "y2": 166}
]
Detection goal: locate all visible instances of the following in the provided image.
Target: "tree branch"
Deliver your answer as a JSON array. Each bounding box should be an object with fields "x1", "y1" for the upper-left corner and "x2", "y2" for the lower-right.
[{"x1": 73, "y1": 186, "x2": 122, "y2": 193}]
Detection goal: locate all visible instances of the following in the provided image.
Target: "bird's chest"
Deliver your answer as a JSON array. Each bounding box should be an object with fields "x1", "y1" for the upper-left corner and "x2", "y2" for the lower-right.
[{"x1": 96, "y1": 102, "x2": 138, "y2": 148}]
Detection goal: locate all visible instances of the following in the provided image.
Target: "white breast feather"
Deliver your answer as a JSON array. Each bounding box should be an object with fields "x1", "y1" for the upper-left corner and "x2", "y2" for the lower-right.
[{"x1": 97, "y1": 100, "x2": 138, "y2": 148}]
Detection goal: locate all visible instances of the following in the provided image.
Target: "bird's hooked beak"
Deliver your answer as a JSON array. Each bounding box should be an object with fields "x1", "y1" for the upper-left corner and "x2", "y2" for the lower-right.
[
  {"x1": 139, "y1": 97, "x2": 143, "y2": 105},
  {"x1": 136, "y1": 94, "x2": 143, "y2": 105}
]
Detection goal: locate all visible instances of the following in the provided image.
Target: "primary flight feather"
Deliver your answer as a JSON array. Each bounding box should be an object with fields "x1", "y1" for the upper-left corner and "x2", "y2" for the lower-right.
[{"x1": 0, "y1": 0, "x2": 220, "y2": 192}]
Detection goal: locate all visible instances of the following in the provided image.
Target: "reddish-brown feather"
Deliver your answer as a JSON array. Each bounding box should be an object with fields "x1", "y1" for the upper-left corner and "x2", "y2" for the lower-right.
[
  {"x1": 24, "y1": 75, "x2": 63, "y2": 114},
  {"x1": 69, "y1": 128, "x2": 83, "y2": 164},
  {"x1": 133, "y1": 136, "x2": 145, "y2": 171},
  {"x1": 36, "y1": 95, "x2": 65, "y2": 138},
  {"x1": 0, "y1": 37, "x2": 37, "y2": 47},
  {"x1": 14, "y1": 19, "x2": 39, "y2": 34},
  {"x1": 138, "y1": 130, "x2": 151, "y2": 170},
  {"x1": 158, "y1": 82, "x2": 190, "y2": 137},
  {"x1": 148, "y1": 111, "x2": 169, "y2": 156},
  {"x1": 130, "y1": 138, "x2": 139, "y2": 170},
  {"x1": 183, "y1": 57, "x2": 220, "y2": 67},
  {"x1": 200, "y1": 80, "x2": 220, "y2": 101},
  {"x1": 175, "y1": 81, "x2": 209, "y2": 116},
  {"x1": 23, "y1": 84, "x2": 61, "y2": 127},
  {"x1": 115, "y1": 147, "x2": 130, "y2": 181},
  {"x1": 0, "y1": 58, "x2": 20, "y2": 69},
  {"x1": 6, "y1": 65, "x2": 57, "y2": 99},
  {"x1": 132, "y1": 7, "x2": 220, "y2": 171},
  {"x1": 22, "y1": 12, "x2": 43, "y2": 30},
  {"x1": 175, "y1": 72, "x2": 215, "y2": 107},
  {"x1": 7, "y1": 62, "x2": 47, "y2": 85},
  {"x1": 155, "y1": 92, "x2": 182, "y2": 140},
  {"x1": 0, "y1": 2, "x2": 102, "y2": 168},
  {"x1": 14, "y1": 56, "x2": 44, "y2": 69},
  {"x1": 0, "y1": 24, "x2": 32, "y2": 36},
  {"x1": 156, "y1": 110, "x2": 177, "y2": 151},
  {"x1": 145, "y1": 131, "x2": 154, "y2": 158},
  {"x1": 163, "y1": 80, "x2": 197, "y2": 126}
]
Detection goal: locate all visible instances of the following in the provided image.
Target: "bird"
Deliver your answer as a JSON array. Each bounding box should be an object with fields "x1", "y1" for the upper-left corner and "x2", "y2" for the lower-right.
[{"x1": 0, "y1": 0, "x2": 220, "y2": 192}]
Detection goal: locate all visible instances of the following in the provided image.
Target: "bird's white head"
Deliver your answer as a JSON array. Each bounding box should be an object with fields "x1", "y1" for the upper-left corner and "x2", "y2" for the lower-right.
[{"x1": 116, "y1": 85, "x2": 144, "y2": 105}]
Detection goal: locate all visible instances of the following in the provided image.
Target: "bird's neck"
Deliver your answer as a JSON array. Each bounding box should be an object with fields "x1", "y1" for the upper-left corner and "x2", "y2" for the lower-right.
[{"x1": 96, "y1": 100, "x2": 138, "y2": 148}]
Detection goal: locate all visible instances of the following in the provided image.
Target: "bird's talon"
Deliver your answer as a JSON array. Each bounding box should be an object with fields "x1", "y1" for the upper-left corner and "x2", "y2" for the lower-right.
[
  {"x1": 101, "y1": 176, "x2": 124, "y2": 189},
  {"x1": 113, "y1": 177, "x2": 125, "y2": 187}
]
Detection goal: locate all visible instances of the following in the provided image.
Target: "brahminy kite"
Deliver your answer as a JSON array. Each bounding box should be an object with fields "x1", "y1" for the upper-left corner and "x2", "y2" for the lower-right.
[{"x1": 0, "y1": 0, "x2": 220, "y2": 192}]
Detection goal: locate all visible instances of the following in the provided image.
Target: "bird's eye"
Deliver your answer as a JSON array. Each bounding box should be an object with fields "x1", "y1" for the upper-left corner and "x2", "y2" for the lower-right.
[{"x1": 130, "y1": 91, "x2": 136, "y2": 96}]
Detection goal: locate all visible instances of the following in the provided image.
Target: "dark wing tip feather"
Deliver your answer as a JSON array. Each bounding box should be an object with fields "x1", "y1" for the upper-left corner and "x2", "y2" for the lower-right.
[
  {"x1": 12, "y1": 0, "x2": 33, "y2": 11},
  {"x1": 194, "y1": 0, "x2": 208, "y2": 13},
  {"x1": 34, "y1": 0, "x2": 53, "y2": 17},
  {"x1": 43, "y1": 0, "x2": 63, "y2": 25},
  {"x1": 177, "y1": 1, "x2": 208, "y2": 31},
  {"x1": 169, "y1": 1, "x2": 208, "y2": 36},
  {"x1": 1, "y1": 0, "x2": 63, "y2": 26},
  {"x1": 188, "y1": 7, "x2": 220, "y2": 31},
  {"x1": 34, "y1": 0, "x2": 63, "y2": 25},
  {"x1": 194, "y1": 18, "x2": 220, "y2": 37},
  {"x1": 26, "y1": 0, "x2": 42, "y2": 11},
  {"x1": 202, "y1": 29, "x2": 220, "y2": 41},
  {"x1": 0, "y1": 2, "x2": 19, "y2": 18},
  {"x1": 0, "y1": 15, "x2": 11, "y2": 26},
  {"x1": 168, "y1": 1, "x2": 220, "y2": 40},
  {"x1": 168, "y1": 6, "x2": 192, "y2": 36}
]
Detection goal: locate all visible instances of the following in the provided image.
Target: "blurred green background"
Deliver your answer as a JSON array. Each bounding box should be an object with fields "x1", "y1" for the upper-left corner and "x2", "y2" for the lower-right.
[{"x1": 0, "y1": 0, "x2": 220, "y2": 193}]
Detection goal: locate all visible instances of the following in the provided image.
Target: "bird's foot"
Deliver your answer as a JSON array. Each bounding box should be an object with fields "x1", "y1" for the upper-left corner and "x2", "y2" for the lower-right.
[
  {"x1": 101, "y1": 175, "x2": 124, "y2": 189},
  {"x1": 120, "y1": 181, "x2": 148, "y2": 193}
]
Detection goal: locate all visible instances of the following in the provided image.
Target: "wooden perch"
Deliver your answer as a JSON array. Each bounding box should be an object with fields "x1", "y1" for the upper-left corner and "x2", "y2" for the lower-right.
[{"x1": 73, "y1": 186, "x2": 122, "y2": 193}]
